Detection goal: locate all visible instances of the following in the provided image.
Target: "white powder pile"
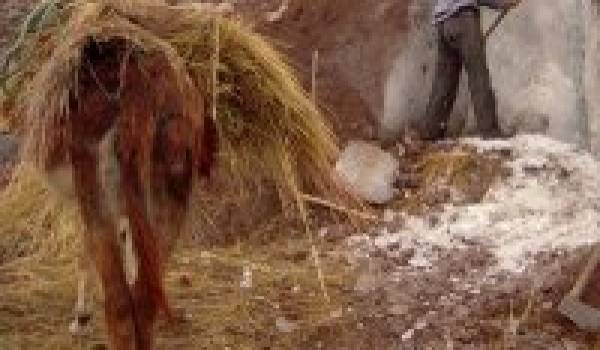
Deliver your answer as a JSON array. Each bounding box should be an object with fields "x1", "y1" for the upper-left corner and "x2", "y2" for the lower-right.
[{"x1": 356, "y1": 135, "x2": 600, "y2": 273}]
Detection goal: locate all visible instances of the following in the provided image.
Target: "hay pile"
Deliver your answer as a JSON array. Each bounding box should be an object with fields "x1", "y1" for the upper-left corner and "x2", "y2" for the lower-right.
[
  {"x1": 0, "y1": 0, "x2": 359, "y2": 242},
  {"x1": 0, "y1": 0, "x2": 368, "y2": 271},
  {"x1": 0, "y1": 165, "x2": 81, "y2": 265}
]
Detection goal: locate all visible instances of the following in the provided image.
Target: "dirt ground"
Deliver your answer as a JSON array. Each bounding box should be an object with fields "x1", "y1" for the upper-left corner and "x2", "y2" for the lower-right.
[
  {"x1": 2, "y1": 1, "x2": 600, "y2": 350},
  {"x1": 2, "y1": 138, "x2": 600, "y2": 349}
]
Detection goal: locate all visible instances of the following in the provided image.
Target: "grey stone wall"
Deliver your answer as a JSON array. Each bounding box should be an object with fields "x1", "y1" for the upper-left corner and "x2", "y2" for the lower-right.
[{"x1": 383, "y1": 0, "x2": 600, "y2": 155}]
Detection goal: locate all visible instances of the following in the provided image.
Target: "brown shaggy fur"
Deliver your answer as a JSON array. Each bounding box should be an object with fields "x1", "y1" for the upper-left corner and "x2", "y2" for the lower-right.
[{"x1": 45, "y1": 38, "x2": 216, "y2": 349}]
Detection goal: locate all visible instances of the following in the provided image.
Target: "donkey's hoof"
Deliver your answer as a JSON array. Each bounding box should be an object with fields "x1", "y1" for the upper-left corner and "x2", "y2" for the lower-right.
[
  {"x1": 90, "y1": 342, "x2": 107, "y2": 350},
  {"x1": 68, "y1": 312, "x2": 93, "y2": 336}
]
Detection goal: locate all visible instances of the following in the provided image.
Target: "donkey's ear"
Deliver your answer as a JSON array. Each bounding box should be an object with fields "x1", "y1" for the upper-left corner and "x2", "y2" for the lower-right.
[{"x1": 197, "y1": 115, "x2": 218, "y2": 179}]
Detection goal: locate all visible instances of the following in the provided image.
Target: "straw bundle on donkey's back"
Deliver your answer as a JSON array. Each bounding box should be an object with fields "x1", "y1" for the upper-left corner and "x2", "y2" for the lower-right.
[{"x1": 1, "y1": 0, "x2": 357, "y2": 348}]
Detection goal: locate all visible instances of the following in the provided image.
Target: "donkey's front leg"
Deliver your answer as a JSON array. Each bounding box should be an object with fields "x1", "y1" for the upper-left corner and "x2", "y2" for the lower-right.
[
  {"x1": 69, "y1": 257, "x2": 94, "y2": 336},
  {"x1": 71, "y1": 144, "x2": 137, "y2": 350}
]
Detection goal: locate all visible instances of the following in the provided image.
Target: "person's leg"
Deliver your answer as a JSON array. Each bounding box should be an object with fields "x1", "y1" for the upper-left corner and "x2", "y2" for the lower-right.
[
  {"x1": 457, "y1": 10, "x2": 501, "y2": 138},
  {"x1": 420, "y1": 22, "x2": 462, "y2": 140}
]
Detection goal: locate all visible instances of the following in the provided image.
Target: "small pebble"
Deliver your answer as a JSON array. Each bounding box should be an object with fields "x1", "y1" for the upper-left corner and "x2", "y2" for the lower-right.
[
  {"x1": 275, "y1": 317, "x2": 297, "y2": 333},
  {"x1": 383, "y1": 209, "x2": 396, "y2": 223},
  {"x1": 330, "y1": 308, "x2": 343, "y2": 319},
  {"x1": 389, "y1": 304, "x2": 409, "y2": 316},
  {"x1": 401, "y1": 329, "x2": 415, "y2": 341},
  {"x1": 414, "y1": 320, "x2": 427, "y2": 330},
  {"x1": 200, "y1": 251, "x2": 216, "y2": 259},
  {"x1": 318, "y1": 227, "x2": 328, "y2": 238}
]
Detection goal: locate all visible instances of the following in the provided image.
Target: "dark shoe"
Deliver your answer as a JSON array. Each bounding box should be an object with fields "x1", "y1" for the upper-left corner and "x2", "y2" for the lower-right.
[
  {"x1": 409, "y1": 119, "x2": 446, "y2": 141},
  {"x1": 480, "y1": 126, "x2": 509, "y2": 140}
]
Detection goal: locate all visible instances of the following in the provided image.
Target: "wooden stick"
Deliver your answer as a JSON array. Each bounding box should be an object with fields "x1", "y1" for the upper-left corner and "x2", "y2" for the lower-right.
[
  {"x1": 212, "y1": 18, "x2": 219, "y2": 123},
  {"x1": 294, "y1": 193, "x2": 330, "y2": 303},
  {"x1": 311, "y1": 50, "x2": 318, "y2": 103},
  {"x1": 484, "y1": 0, "x2": 524, "y2": 41},
  {"x1": 300, "y1": 193, "x2": 379, "y2": 222},
  {"x1": 569, "y1": 243, "x2": 600, "y2": 298}
]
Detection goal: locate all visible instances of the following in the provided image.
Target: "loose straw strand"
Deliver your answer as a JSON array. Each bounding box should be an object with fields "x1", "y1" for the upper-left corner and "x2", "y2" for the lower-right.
[
  {"x1": 311, "y1": 50, "x2": 318, "y2": 103},
  {"x1": 212, "y1": 17, "x2": 219, "y2": 123}
]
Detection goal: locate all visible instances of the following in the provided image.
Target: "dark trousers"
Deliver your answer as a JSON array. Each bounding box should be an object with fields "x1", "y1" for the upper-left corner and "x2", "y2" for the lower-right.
[{"x1": 421, "y1": 8, "x2": 500, "y2": 139}]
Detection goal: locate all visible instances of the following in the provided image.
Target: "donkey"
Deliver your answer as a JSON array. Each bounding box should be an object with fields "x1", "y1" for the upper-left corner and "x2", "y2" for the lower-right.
[{"x1": 43, "y1": 37, "x2": 217, "y2": 349}]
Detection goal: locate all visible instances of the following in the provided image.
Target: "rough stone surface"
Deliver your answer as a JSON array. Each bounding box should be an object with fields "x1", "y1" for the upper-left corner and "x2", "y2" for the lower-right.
[{"x1": 335, "y1": 141, "x2": 399, "y2": 204}]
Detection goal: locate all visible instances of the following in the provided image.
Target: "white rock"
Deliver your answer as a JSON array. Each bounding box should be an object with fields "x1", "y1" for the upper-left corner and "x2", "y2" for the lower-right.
[{"x1": 335, "y1": 141, "x2": 399, "y2": 204}]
